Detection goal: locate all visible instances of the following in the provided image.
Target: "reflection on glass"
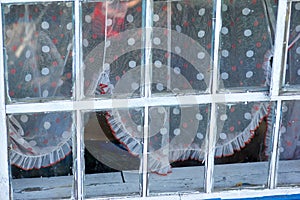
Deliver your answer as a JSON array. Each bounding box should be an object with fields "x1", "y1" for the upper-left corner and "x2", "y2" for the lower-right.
[
  {"x1": 84, "y1": 109, "x2": 143, "y2": 197},
  {"x1": 8, "y1": 111, "x2": 73, "y2": 199},
  {"x1": 3, "y1": 3, "x2": 73, "y2": 102},
  {"x1": 218, "y1": 0, "x2": 273, "y2": 91},
  {"x1": 214, "y1": 102, "x2": 272, "y2": 190},
  {"x1": 151, "y1": 0, "x2": 212, "y2": 95},
  {"x1": 147, "y1": 104, "x2": 209, "y2": 194},
  {"x1": 284, "y1": 2, "x2": 300, "y2": 87},
  {"x1": 83, "y1": 1, "x2": 143, "y2": 99},
  {"x1": 277, "y1": 101, "x2": 300, "y2": 187}
]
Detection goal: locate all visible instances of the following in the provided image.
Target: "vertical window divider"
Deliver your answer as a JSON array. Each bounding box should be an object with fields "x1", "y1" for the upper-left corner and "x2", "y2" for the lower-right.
[
  {"x1": 205, "y1": 0, "x2": 222, "y2": 194},
  {"x1": 141, "y1": 0, "x2": 153, "y2": 197},
  {"x1": 268, "y1": 0, "x2": 289, "y2": 189},
  {"x1": 0, "y1": 2, "x2": 11, "y2": 200},
  {"x1": 73, "y1": 0, "x2": 84, "y2": 199}
]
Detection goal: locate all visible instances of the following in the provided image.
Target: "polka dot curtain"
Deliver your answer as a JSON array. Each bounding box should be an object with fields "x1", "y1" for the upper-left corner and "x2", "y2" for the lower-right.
[
  {"x1": 4, "y1": 3, "x2": 73, "y2": 170},
  {"x1": 5, "y1": 0, "x2": 300, "y2": 173}
]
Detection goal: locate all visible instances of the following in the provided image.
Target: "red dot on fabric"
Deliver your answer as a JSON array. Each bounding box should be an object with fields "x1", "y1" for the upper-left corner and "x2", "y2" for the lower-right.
[
  {"x1": 51, "y1": 82, "x2": 57, "y2": 88},
  {"x1": 66, "y1": 72, "x2": 72, "y2": 79},
  {"x1": 231, "y1": 66, "x2": 237, "y2": 71},
  {"x1": 230, "y1": 107, "x2": 235, "y2": 112},
  {"x1": 89, "y1": 57, "x2": 94, "y2": 63},
  {"x1": 287, "y1": 141, "x2": 292, "y2": 147},
  {"x1": 10, "y1": 68, "x2": 16, "y2": 75},
  {"x1": 60, "y1": 34, "x2": 64, "y2": 38},
  {"x1": 207, "y1": 43, "x2": 211, "y2": 49},
  {"x1": 165, "y1": 52, "x2": 170, "y2": 58},
  {"x1": 17, "y1": 84, "x2": 22, "y2": 89},
  {"x1": 253, "y1": 20, "x2": 259, "y2": 27},
  {"x1": 252, "y1": 0, "x2": 257, "y2": 4},
  {"x1": 136, "y1": 6, "x2": 142, "y2": 12},
  {"x1": 183, "y1": 21, "x2": 189, "y2": 27},
  {"x1": 51, "y1": 62, "x2": 58, "y2": 67},
  {"x1": 183, "y1": 122, "x2": 188, "y2": 128},
  {"x1": 56, "y1": 118, "x2": 60, "y2": 123},
  {"x1": 183, "y1": 63, "x2": 188, "y2": 68},
  {"x1": 208, "y1": 20, "x2": 212, "y2": 27},
  {"x1": 230, "y1": 126, "x2": 235, "y2": 132},
  {"x1": 12, "y1": 45, "x2": 17, "y2": 52},
  {"x1": 34, "y1": 87, "x2": 38, "y2": 93},
  {"x1": 52, "y1": 16, "x2": 57, "y2": 21},
  {"x1": 256, "y1": 63, "x2": 262, "y2": 69},
  {"x1": 19, "y1": 13, "x2": 24, "y2": 18},
  {"x1": 27, "y1": 148, "x2": 33, "y2": 152},
  {"x1": 115, "y1": 76, "x2": 120, "y2": 81},
  {"x1": 9, "y1": 91, "x2": 15, "y2": 96},
  {"x1": 53, "y1": 38, "x2": 58, "y2": 44},
  {"x1": 162, "y1": 5, "x2": 167, "y2": 11},
  {"x1": 43, "y1": 139, "x2": 49, "y2": 144},
  {"x1": 232, "y1": 44, "x2": 236, "y2": 49},
  {"x1": 256, "y1": 42, "x2": 261, "y2": 47}
]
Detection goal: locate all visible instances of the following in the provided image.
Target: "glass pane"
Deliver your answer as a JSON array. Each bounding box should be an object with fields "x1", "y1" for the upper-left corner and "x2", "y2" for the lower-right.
[
  {"x1": 218, "y1": 0, "x2": 273, "y2": 91},
  {"x1": 277, "y1": 100, "x2": 300, "y2": 187},
  {"x1": 151, "y1": 0, "x2": 212, "y2": 95},
  {"x1": 3, "y1": 2, "x2": 74, "y2": 102},
  {"x1": 214, "y1": 102, "x2": 272, "y2": 190},
  {"x1": 84, "y1": 109, "x2": 143, "y2": 197},
  {"x1": 83, "y1": 1, "x2": 143, "y2": 99},
  {"x1": 8, "y1": 111, "x2": 73, "y2": 199},
  {"x1": 147, "y1": 104, "x2": 209, "y2": 194},
  {"x1": 284, "y1": 2, "x2": 300, "y2": 87}
]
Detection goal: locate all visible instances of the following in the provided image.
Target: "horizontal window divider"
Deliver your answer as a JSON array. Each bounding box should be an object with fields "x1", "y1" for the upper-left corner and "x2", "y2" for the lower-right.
[{"x1": 5, "y1": 92, "x2": 273, "y2": 114}]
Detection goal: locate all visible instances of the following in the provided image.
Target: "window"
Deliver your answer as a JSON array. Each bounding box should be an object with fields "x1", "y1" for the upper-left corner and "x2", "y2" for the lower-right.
[{"x1": 0, "y1": 0, "x2": 300, "y2": 199}]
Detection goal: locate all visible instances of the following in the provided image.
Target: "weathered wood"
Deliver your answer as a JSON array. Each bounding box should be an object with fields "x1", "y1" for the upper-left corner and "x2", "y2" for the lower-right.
[{"x1": 11, "y1": 160, "x2": 300, "y2": 199}]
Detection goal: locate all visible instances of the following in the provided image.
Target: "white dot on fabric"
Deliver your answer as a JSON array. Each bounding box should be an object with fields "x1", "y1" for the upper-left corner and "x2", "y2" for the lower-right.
[
  {"x1": 42, "y1": 45, "x2": 50, "y2": 53},
  {"x1": 42, "y1": 90, "x2": 49, "y2": 97},
  {"x1": 137, "y1": 125, "x2": 142, "y2": 132},
  {"x1": 242, "y1": 7, "x2": 251, "y2": 15},
  {"x1": 198, "y1": 8, "x2": 205, "y2": 16},
  {"x1": 221, "y1": 72, "x2": 229, "y2": 80},
  {"x1": 244, "y1": 29, "x2": 252, "y2": 37},
  {"x1": 41, "y1": 67, "x2": 50, "y2": 76},
  {"x1": 282, "y1": 104, "x2": 288, "y2": 112},
  {"x1": 106, "y1": 19, "x2": 113, "y2": 26},
  {"x1": 66, "y1": 22, "x2": 72, "y2": 30},
  {"x1": 220, "y1": 114, "x2": 227, "y2": 121},
  {"x1": 281, "y1": 126, "x2": 286, "y2": 134},
  {"x1": 295, "y1": 3, "x2": 300, "y2": 10},
  {"x1": 126, "y1": 14, "x2": 134, "y2": 23},
  {"x1": 296, "y1": 47, "x2": 300, "y2": 55},
  {"x1": 44, "y1": 121, "x2": 51, "y2": 130},
  {"x1": 154, "y1": 60, "x2": 162, "y2": 68},
  {"x1": 246, "y1": 71, "x2": 253, "y2": 78},
  {"x1": 85, "y1": 15, "x2": 92, "y2": 23},
  {"x1": 62, "y1": 131, "x2": 71, "y2": 139},
  {"x1": 197, "y1": 52, "x2": 205, "y2": 59},
  {"x1": 156, "y1": 83, "x2": 164, "y2": 91},
  {"x1": 221, "y1": 27, "x2": 229, "y2": 35},
  {"x1": 173, "y1": 108, "x2": 180, "y2": 115},
  {"x1": 280, "y1": 147, "x2": 285, "y2": 153},
  {"x1": 246, "y1": 50, "x2": 254, "y2": 58},
  {"x1": 105, "y1": 40, "x2": 111, "y2": 48},
  {"x1": 58, "y1": 79, "x2": 63, "y2": 87},
  {"x1": 197, "y1": 73, "x2": 204, "y2": 80},
  {"x1": 221, "y1": 50, "x2": 229, "y2": 57},
  {"x1": 222, "y1": 4, "x2": 228, "y2": 12},
  {"x1": 198, "y1": 30, "x2": 205, "y2": 38},
  {"x1": 160, "y1": 127, "x2": 168, "y2": 135},
  {"x1": 174, "y1": 128, "x2": 180, "y2": 135},
  {"x1": 6, "y1": 29, "x2": 12, "y2": 38},
  {"x1": 25, "y1": 50, "x2": 31, "y2": 58},
  {"x1": 176, "y1": 25, "x2": 182, "y2": 33},
  {"x1": 197, "y1": 133, "x2": 204, "y2": 140},
  {"x1": 153, "y1": 37, "x2": 161, "y2": 45},
  {"x1": 220, "y1": 133, "x2": 227, "y2": 140},
  {"x1": 20, "y1": 115, "x2": 28, "y2": 123},
  {"x1": 25, "y1": 74, "x2": 32, "y2": 82},
  {"x1": 128, "y1": 38, "x2": 135, "y2": 46},
  {"x1": 129, "y1": 60, "x2": 136, "y2": 68},
  {"x1": 29, "y1": 140, "x2": 37, "y2": 146},
  {"x1": 83, "y1": 39, "x2": 89, "y2": 47},
  {"x1": 297, "y1": 69, "x2": 300, "y2": 76},
  {"x1": 296, "y1": 25, "x2": 300, "y2": 32},
  {"x1": 131, "y1": 82, "x2": 139, "y2": 90},
  {"x1": 153, "y1": 14, "x2": 159, "y2": 22},
  {"x1": 174, "y1": 67, "x2": 181, "y2": 74},
  {"x1": 177, "y1": 3, "x2": 182, "y2": 11},
  {"x1": 175, "y1": 46, "x2": 181, "y2": 54},
  {"x1": 158, "y1": 107, "x2": 165, "y2": 114},
  {"x1": 103, "y1": 63, "x2": 110, "y2": 71},
  {"x1": 196, "y1": 113, "x2": 203, "y2": 121},
  {"x1": 41, "y1": 21, "x2": 49, "y2": 29},
  {"x1": 244, "y1": 112, "x2": 251, "y2": 120}
]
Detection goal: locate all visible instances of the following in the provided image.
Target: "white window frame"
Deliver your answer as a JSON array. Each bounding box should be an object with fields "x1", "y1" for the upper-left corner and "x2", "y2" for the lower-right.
[{"x1": 1, "y1": 0, "x2": 300, "y2": 199}]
